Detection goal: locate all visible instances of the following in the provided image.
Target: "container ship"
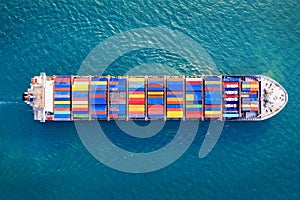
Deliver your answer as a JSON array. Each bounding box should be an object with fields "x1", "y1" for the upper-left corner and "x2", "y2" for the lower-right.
[{"x1": 23, "y1": 73, "x2": 288, "y2": 122}]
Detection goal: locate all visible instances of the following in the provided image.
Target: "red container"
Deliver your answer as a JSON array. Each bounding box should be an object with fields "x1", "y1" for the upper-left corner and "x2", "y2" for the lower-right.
[
  {"x1": 204, "y1": 114, "x2": 220, "y2": 118},
  {"x1": 54, "y1": 108, "x2": 70, "y2": 111},
  {"x1": 129, "y1": 111, "x2": 144, "y2": 115},
  {"x1": 129, "y1": 98, "x2": 145, "y2": 104},
  {"x1": 186, "y1": 81, "x2": 202, "y2": 85},
  {"x1": 54, "y1": 78, "x2": 71, "y2": 82},
  {"x1": 110, "y1": 114, "x2": 118, "y2": 118},
  {"x1": 91, "y1": 111, "x2": 107, "y2": 114},
  {"x1": 72, "y1": 108, "x2": 89, "y2": 112},
  {"x1": 205, "y1": 104, "x2": 221, "y2": 108},
  {"x1": 90, "y1": 94, "x2": 106, "y2": 98},
  {"x1": 129, "y1": 91, "x2": 144, "y2": 94},
  {"x1": 223, "y1": 94, "x2": 239, "y2": 98},
  {"x1": 72, "y1": 98, "x2": 88, "y2": 101},
  {"x1": 54, "y1": 88, "x2": 70, "y2": 91},
  {"x1": 74, "y1": 78, "x2": 89, "y2": 82},
  {"x1": 148, "y1": 84, "x2": 164, "y2": 88},
  {"x1": 205, "y1": 88, "x2": 221, "y2": 91},
  {"x1": 167, "y1": 108, "x2": 182, "y2": 111},
  {"x1": 167, "y1": 100, "x2": 183, "y2": 104}
]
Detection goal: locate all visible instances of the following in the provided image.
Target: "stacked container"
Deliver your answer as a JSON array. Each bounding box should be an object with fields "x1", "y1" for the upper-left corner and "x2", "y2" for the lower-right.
[
  {"x1": 222, "y1": 77, "x2": 239, "y2": 118},
  {"x1": 185, "y1": 77, "x2": 203, "y2": 119},
  {"x1": 53, "y1": 75, "x2": 71, "y2": 121},
  {"x1": 204, "y1": 77, "x2": 222, "y2": 118},
  {"x1": 166, "y1": 78, "x2": 184, "y2": 119},
  {"x1": 71, "y1": 77, "x2": 89, "y2": 119},
  {"x1": 147, "y1": 78, "x2": 164, "y2": 119},
  {"x1": 109, "y1": 77, "x2": 127, "y2": 119},
  {"x1": 128, "y1": 78, "x2": 145, "y2": 119},
  {"x1": 90, "y1": 77, "x2": 107, "y2": 119},
  {"x1": 242, "y1": 81, "x2": 259, "y2": 112}
]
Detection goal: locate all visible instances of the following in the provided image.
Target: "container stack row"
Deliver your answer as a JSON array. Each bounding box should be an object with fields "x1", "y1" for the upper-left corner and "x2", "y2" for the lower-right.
[
  {"x1": 90, "y1": 77, "x2": 108, "y2": 119},
  {"x1": 166, "y1": 78, "x2": 184, "y2": 118},
  {"x1": 222, "y1": 77, "x2": 240, "y2": 118},
  {"x1": 109, "y1": 77, "x2": 127, "y2": 119},
  {"x1": 241, "y1": 81, "x2": 259, "y2": 112},
  {"x1": 147, "y1": 78, "x2": 164, "y2": 119},
  {"x1": 53, "y1": 76, "x2": 71, "y2": 121},
  {"x1": 71, "y1": 77, "x2": 89, "y2": 120},
  {"x1": 128, "y1": 78, "x2": 145, "y2": 119},
  {"x1": 185, "y1": 78, "x2": 203, "y2": 119},
  {"x1": 204, "y1": 77, "x2": 222, "y2": 118}
]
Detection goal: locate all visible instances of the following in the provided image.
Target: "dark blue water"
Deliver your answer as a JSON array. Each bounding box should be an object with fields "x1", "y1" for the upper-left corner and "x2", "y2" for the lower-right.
[{"x1": 1, "y1": 0, "x2": 299, "y2": 199}]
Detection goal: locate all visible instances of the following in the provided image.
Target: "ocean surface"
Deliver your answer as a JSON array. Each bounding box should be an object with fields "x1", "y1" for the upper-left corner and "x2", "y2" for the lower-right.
[{"x1": 1, "y1": 0, "x2": 299, "y2": 199}]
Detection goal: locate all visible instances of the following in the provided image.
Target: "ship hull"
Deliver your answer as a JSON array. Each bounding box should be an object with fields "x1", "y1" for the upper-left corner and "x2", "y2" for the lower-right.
[{"x1": 23, "y1": 73, "x2": 288, "y2": 122}]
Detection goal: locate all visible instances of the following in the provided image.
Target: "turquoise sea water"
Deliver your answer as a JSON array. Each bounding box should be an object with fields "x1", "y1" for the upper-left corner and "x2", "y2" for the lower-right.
[{"x1": 1, "y1": 0, "x2": 299, "y2": 199}]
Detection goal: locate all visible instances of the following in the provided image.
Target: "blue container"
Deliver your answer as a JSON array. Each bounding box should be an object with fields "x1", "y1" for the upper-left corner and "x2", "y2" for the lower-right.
[
  {"x1": 205, "y1": 100, "x2": 222, "y2": 104},
  {"x1": 54, "y1": 104, "x2": 70, "y2": 108},
  {"x1": 129, "y1": 114, "x2": 145, "y2": 118},
  {"x1": 167, "y1": 94, "x2": 183, "y2": 98},
  {"x1": 223, "y1": 77, "x2": 239, "y2": 82},
  {"x1": 55, "y1": 91, "x2": 70, "y2": 95},
  {"x1": 242, "y1": 88, "x2": 251, "y2": 92},
  {"x1": 90, "y1": 98, "x2": 106, "y2": 104},
  {"x1": 205, "y1": 107, "x2": 221, "y2": 111},
  {"x1": 223, "y1": 107, "x2": 238, "y2": 111},
  {"x1": 91, "y1": 77, "x2": 107, "y2": 81},
  {"x1": 167, "y1": 104, "x2": 183, "y2": 108},
  {"x1": 91, "y1": 114, "x2": 107, "y2": 118},
  {"x1": 148, "y1": 98, "x2": 164, "y2": 104},
  {"x1": 148, "y1": 114, "x2": 164, "y2": 119},
  {"x1": 54, "y1": 84, "x2": 71, "y2": 88},
  {"x1": 186, "y1": 84, "x2": 202, "y2": 91},
  {"x1": 129, "y1": 87, "x2": 144, "y2": 91},
  {"x1": 148, "y1": 87, "x2": 164, "y2": 91},
  {"x1": 224, "y1": 88, "x2": 239, "y2": 91},
  {"x1": 90, "y1": 85, "x2": 107, "y2": 90},
  {"x1": 54, "y1": 97, "x2": 70, "y2": 101},
  {"x1": 56, "y1": 75, "x2": 71, "y2": 78},
  {"x1": 205, "y1": 77, "x2": 220, "y2": 81},
  {"x1": 186, "y1": 108, "x2": 202, "y2": 111},
  {"x1": 73, "y1": 111, "x2": 89, "y2": 115},
  {"x1": 204, "y1": 84, "x2": 221, "y2": 88},
  {"x1": 148, "y1": 80, "x2": 163, "y2": 84},
  {"x1": 109, "y1": 111, "x2": 119, "y2": 114},
  {"x1": 90, "y1": 90, "x2": 106, "y2": 95},
  {"x1": 54, "y1": 114, "x2": 71, "y2": 118},
  {"x1": 91, "y1": 105, "x2": 107, "y2": 111},
  {"x1": 72, "y1": 91, "x2": 88, "y2": 98}
]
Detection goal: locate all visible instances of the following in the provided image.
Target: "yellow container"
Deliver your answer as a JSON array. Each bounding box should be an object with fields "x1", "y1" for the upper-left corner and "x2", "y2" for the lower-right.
[
  {"x1": 205, "y1": 111, "x2": 221, "y2": 115},
  {"x1": 148, "y1": 92, "x2": 164, "y2": 95},
  {"x1": 129, "y1": 78, "x2": 144, "y2": 82},
  {"x1": 242, "y1": 104, "x2": 250, "y2": 107},
  {"x1": 54, "y1": 101, "x2": 70, "y2": 104},
  {"x1": 186, "y1": 94, "x2": 194, "y2": 99},
  {"x1": 167, "y1": 98, "x2": 182, "y2": 102},
  {"x1": 250, "y1": 84, "x2": 258, "y2": 88},
  {"x1": 91, "y1": 81, "x2": 107, "y2": 85},
  {"x1": 129, "y1": 105, "x2": 145, "y2": 110},
  {"x1": 205, "y1": 81, "x2": 221, "y2": 85},
  {"x1": 72, "y1": 104, "x2": 88, "y2": 108},
  {"x1": 167, "y1": 111, "x2": 183, "y2": 118},
  {"x1": 72, "y1": 85, "x2": 89, "y2": 91},
  {"x1": 242, "y1": 84, "x2": 250, "y2": 88},
  {"x1": 129, "y1": 94, "x2": 145, "y2": 98}
]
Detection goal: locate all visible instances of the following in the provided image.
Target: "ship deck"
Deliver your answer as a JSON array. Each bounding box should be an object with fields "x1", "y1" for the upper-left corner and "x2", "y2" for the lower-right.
[{"x1": 23, "y1": 73, "x2": 288, "y2": 122}]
